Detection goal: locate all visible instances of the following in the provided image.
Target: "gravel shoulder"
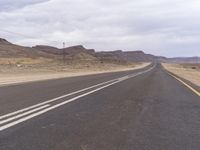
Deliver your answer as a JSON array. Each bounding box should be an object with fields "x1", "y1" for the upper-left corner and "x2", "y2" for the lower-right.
[
  {"x1": 162, "y1": 63, "x2": 200, "y2": 87},
  {"x1": 0, "y1": 63, "x2": 150, "y2": 86}
]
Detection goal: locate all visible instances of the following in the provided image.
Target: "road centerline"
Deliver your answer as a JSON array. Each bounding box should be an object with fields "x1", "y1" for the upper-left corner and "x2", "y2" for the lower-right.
[
  {"x1": 0, "y1": 105, "x2": 50, "y2": 125},
  {"x1": 0, "y1": 79, "x2": 118, "y2": 120},
  {"x1": 0, "y1": 65, "x2": 155, "y2": 132}
]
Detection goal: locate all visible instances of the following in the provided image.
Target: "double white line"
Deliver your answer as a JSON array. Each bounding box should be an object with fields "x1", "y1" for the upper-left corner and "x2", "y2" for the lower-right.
[{"x1": 0, "y1": 65, "x2": 155, "y2": 131}]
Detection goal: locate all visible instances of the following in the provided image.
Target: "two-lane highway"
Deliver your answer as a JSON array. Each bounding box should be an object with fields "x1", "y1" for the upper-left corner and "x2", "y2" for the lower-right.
[{"x1": 0, "y1": 64, "x2": 200, "y2": 150}]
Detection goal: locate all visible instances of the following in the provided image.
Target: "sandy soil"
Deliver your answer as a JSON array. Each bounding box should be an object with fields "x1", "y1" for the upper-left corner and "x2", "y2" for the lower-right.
[
  {"x1": 0, "y1": 63, "x2": 150, "y2": 86},
  {"x1": 163, "y1": 63, "x2": 200, "y2": 86}
]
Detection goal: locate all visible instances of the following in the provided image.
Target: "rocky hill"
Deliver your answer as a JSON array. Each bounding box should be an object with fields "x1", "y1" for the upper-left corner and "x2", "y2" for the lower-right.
[
  {"x1": 0, "y1": 38, "x2": 52, "y2": 58},
  {"x1": 166, "y1": 57, "x2": 200, "y2": 63},
  {"x1": 32, "y1": 45, "x2": 60, "y2": 55},
  {"x1": 33, "y1": 45, "x2": 95, "y2": 56},
  {"x1": 0, "y1": 38, "x2": 54, "y2": 66},
  {"x1": 95, "y1": 50, "x2": 162, "y2": 62},
  {"x1": 1, "y1": 38, "x2": 199, "y2": 64},
  {"x1": 32, "y1": 44, "x2": 159, "y2": 62}
]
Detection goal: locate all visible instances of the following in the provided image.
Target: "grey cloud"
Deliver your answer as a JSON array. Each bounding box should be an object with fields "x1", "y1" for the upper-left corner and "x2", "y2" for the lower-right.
[
  {"x1": 0, "y1": 0, "x2": 200, "y2": 57},
  {"x1": 0, "y1": 0, "x2": 49, "y2": 11}
]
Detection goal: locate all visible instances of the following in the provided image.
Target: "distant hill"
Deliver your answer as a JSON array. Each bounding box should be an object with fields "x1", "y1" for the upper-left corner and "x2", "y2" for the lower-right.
[
  {"x1": 95, "y1": 50, "x2": 166, "y2": 62},
  {"x1": 0, "y1": 38, "x2": 56, "y2": 65},
  {"x1": 0, "y1": 38, "x2": 11, "y2": 44},
  {"x1": 123, "y1": 51, "x2": 155, "y2": 62},
  {"x1": 166, "y1": 57, "x2": 200, "y2": 63},
  {"x1": 32, "y1": 45, "x2": 60, "y2": 55},
  {"x1": 0, "y1": 38, "x2": 52, "y2": 58},
  {"x1": 32, "y1": 45, "x2": 97, "y2": 63},
  {"x1": 32, "y1": 45, "x2": 95, "y2": 55},
  {"x1": 0, "y1": 38, "x2": 199, "y2": 64}
]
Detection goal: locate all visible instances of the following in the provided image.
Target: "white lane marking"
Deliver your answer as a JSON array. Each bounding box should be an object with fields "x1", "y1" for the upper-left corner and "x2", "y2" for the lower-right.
[
  {"x1": 0, "y1": 105, "x2": 50, "y2": 125},
  {"x1": 0, "y1": 80, "x2": 120, "y2": 131},
  {"x1": 0, "y1": 65, "x2": 155, "y2": 131},
  {"x1": 0, "y1": 66, "x2": 152, "y2": 120},
  {"x1": 0, "y1": 79, "x2": 118, "y2": 120}
]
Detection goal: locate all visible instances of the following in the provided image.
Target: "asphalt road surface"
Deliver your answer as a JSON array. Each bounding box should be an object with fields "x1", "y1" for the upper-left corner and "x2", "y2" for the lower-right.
[{"x1": 0, "y1": 64, "x2": 200, "y2": 150}]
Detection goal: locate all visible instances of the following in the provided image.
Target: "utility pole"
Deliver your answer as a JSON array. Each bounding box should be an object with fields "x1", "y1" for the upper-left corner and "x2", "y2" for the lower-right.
[{"x1": 63, "y1": 42, "x2": 66, "y2": 64}]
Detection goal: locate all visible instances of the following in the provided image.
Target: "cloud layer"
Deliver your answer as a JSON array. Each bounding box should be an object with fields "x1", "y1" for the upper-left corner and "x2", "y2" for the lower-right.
[
  {"x1": 0, "y1": 0, "x2": 200, "y2": 57},
  {"x1": 0, "y1": 0, "x2": 49, "y2": 11}
]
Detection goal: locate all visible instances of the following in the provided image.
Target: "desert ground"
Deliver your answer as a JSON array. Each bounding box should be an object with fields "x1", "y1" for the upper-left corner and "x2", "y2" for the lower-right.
[
  {"x1": 0, "y1": 38, "x2": 153, "y2": 86},
  {"x1": 162, "y1": 63, "x2": 200, "y2": 86},
  {"x1": 0, "y1": 60, "x2": 150, "y2": 86}
]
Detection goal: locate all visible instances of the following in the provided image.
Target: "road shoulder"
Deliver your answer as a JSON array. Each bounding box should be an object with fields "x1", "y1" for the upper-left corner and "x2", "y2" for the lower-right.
[
  {"x1": 162, "y1": 63, "x2": 200, "y2": 96},
  {"x1": 0, "y1": 63, "x2": 150, "y2": 87}
]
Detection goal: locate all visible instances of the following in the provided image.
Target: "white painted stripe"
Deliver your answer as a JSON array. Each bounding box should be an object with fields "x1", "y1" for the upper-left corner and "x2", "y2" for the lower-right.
[
  {"x1": 0, "y1": 80, "x2": 120, "y2": 131},
  {"x1": 0, "y1": 65, "x2": 153, "y2": 120},
  {"x1": 0, "y1": 105, "x2": 50, "y2": 125},
  {"x1": 0, "y1": 65, "x2": 155, "y2": 131},
  {"x1": 0, "y1": 79, "x2": 118, "y2": 120}
]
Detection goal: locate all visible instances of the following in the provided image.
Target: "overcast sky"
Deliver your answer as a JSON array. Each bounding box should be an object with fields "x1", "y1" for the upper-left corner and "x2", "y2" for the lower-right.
[{"x1": 0, "y1": 0, "x2": 200, "y2": 57}]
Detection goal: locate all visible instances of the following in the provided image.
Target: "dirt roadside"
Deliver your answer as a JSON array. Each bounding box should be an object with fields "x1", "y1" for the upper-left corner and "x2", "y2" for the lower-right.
[
  {"x1": 0, "y1": 63, "x2": 150, "y2": 86},
  {"x1": 162, "y1": 63, "x2": 200, "y2": 87}
]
